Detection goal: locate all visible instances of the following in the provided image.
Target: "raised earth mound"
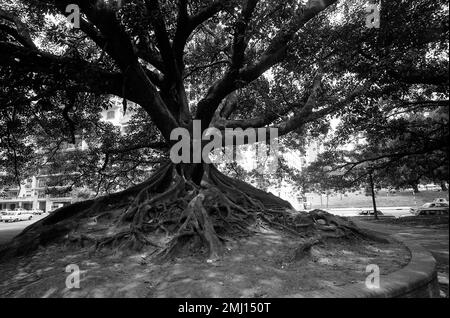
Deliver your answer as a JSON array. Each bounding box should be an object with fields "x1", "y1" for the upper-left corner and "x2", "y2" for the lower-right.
[
  {"x1": 0, "y1": 162, "x2": 411, "y2": 297},
  {"x1": 0, "y1": 225, "x2": 410, "y2": 297}
]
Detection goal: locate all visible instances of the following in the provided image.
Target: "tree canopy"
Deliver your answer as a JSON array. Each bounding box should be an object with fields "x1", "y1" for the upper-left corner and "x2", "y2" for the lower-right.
[{"x1": 1, "y1": 0, "x2": 447, "y2": 194}]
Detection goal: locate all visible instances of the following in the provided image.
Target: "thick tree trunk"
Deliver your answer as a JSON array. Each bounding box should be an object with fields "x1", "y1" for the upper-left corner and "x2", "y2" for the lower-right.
[
  {"x1": 0, "y1": 162, "x2": 385, "y2": 263},
  {"x1": 412, "y1": 183, "x2": 420, "y2": 193}
]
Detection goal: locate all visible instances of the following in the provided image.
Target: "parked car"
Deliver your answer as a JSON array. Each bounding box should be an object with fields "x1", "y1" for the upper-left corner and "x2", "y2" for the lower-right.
[
  {"x1": 0, "y1": 210, "x2": 9, "y2": 220},
  {"x1": 410, "y1": 202, "x2": 449, "y2": 216},
  {"x1": 30, "y1": 209, "x2": 44, "y2": 215},
  {"x1": 0, "y1": 210, "x2": 33, "y2": 222},
  {"x1": 15, "y1": 208, "x2": 33, "y2": 214},
  {"x1": 425, "y1": 184, "x2": 441, "y2": 191},
  {"x1": 359, "y1": 209, "x2": 384, "y2": 216},
  {"x1": 433, "y1": 198, "x2": 449, "y2": 204},
  {"x1": 418, "y1": 185, "x2": 427, "y2": 191}
]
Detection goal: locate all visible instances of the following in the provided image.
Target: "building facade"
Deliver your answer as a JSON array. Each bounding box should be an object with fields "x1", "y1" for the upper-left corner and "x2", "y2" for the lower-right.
[
  {"x1": 0, "y1": 98, "x2": 133, "y2": 212},
  {"x1": 0, "y1": 175, "x2": 72, "y2": 212}
]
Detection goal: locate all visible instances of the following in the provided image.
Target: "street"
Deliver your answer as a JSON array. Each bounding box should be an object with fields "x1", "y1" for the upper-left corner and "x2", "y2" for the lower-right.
[
  {"x1": 0, "y1": 214, "x2": 47, "y2": 245},
  {"x1": 325, "y1": 206, "x2": 412, "y2": 218}
]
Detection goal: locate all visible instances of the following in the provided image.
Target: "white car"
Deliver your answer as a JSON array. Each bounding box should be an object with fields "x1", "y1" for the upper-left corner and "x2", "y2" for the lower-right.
[
  {"x1": 425, "y1": 184, "x2": 441, "y2": 191},
  {"x1": 0, "y1": 210, "x2": 33, "y2": 222},
  {"x1": 410, "y1": 202, "x2": 449, "y2": 216},
  {"x1": 434, "y1": 198, "x2": 449, "y2": 204},
  {"x1": 30, "y1": 209, "x2": 44, "y2": 215},
  {"x1": 359, "y1": 209, "x2": 384, "y2": 216}
]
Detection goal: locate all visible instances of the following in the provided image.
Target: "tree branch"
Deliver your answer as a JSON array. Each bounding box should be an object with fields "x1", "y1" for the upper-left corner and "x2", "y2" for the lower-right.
[
  {"x1": 215, "y1": 73, "x2": 323, "y2": 132},
  {"x1": 0, "y1": 8, "x2": 37, "y2": 50},
  {"x1": 190, "y1": 1, "x2": 225, "y2": 28},
  {"x1": 239, "y1": 0, "x2": 338, "y2": 83},
  {"x1": 145, "y1": 0, "x2": 179, "y2": 78},
  {"x1": 195, "y1": 0, "x2": 338, "y2": 127},
  {"x1": 230, "y1": 0, "x2": 259, "y2": 71},
  {"x1": 107, "y1": 141, "x2": 169, "y2": 154},
  {"x1": 183, "y1": 60, "x2": 230, "y2": 79},
  {"x1": 0, "y1": 42, "x2": 124, "y2": 96}
]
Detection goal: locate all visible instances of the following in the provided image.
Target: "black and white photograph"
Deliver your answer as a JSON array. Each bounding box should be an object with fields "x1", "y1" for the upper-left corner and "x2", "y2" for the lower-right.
[{"x1": 0, "y1": 0, "x2": 448, "y2": 304}]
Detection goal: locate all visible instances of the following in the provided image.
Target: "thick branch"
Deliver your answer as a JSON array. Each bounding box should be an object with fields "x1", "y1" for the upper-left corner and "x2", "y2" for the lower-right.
[
  {"x1": 173, "y1": 1, "x2": 226, "y2": 72},
  {"x1": 215, "y1": 73, "x2": 323, "y2": 132},
  {"x1": 190, "y1": 1, "x2": 225, "y2": 28},
  {"x1": 0, "y1": 42, "x2": 123, "y2": 96},
  {"x1": 0, "y1": 8, "x2": 37, "y2": 50},
  {"x1": 230, "y1": 0, "x2": 259, "y2": 71},
  {"x1": 195, "y1": 0, "x2": 337, "y2": 127},
  {"x1": 214, "y1": 82, "x2": 367, "y2": 148},
  {"x1": 51, "y1": 1, "x2": 137, "y2": 71},
  {"x1": 239, "y1": 0, "x2": 337, "y2": 82},
  {"x1": 219, "y1": 93, "x2": 239, "y2": 119},
  {"x1": 145, "y1": 0, "x2": 179, "y2": 78}
]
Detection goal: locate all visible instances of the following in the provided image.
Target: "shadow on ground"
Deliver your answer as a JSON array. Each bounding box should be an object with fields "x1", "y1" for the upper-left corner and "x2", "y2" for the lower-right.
[{"x1": 0, "y1": 227, "x2": 409, "y2": 298}]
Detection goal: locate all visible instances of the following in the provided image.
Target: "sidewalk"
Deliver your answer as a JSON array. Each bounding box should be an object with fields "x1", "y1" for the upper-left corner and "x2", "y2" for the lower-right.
[{"x1": 354, "y1": 219, "x2": 449, "y2": 298}]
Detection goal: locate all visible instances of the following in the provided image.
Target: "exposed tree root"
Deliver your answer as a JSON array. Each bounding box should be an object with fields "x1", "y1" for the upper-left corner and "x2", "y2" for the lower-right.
[{"x1": 0, "y1": 162, "x2": 388, "y2": 263}]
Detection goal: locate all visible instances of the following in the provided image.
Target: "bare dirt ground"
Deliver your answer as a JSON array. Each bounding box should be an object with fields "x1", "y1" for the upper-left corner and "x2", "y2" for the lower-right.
[{"x1": 0, "y1": 227, "x2": 409, "y2": 298}]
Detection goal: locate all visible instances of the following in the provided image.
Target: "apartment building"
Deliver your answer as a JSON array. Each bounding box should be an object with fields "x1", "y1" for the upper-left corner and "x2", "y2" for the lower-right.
[{"x1": 0, "y1": 98, "x2": 133, "y2": 212}]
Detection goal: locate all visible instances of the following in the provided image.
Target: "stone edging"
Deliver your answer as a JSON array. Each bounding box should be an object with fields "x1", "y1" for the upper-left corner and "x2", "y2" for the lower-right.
[
  {"x1": 286, "y1": 229, "x2": 440, "y2": 298},
  {"x1": 339, "y1": 238, "x2": 438, "y2": 297}
]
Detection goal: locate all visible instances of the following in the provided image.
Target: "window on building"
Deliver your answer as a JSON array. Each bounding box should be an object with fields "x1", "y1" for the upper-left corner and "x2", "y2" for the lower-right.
[
  {"x1": 37, "y1": 179, "x2": 47, "y2": 188},
  {"x1": 107, "y1": 110, "x2": 116, "y2": 120}
]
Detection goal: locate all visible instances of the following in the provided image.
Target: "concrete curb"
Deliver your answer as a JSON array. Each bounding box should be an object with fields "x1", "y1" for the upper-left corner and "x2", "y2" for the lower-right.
[
  {"x1": 285, "y1": 229, "x2": 440, "y2": 298},
  {"x1": 336, "y1": 239, "x2": 438, "y2": 297},
  {"x1": 331, "y1": 229, "x2": 439, "y2": 297}
]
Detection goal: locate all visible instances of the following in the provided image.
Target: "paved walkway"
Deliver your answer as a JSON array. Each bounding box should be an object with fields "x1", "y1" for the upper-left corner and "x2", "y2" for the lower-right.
[{"x1": 354, "y1": 219, "x2": 449, "y2": 298}]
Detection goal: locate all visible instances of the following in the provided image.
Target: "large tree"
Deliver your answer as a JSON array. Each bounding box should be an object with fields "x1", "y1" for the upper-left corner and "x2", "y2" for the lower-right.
[{"x1": 0, "y1": 0, "x2": 447, "y2": 261}]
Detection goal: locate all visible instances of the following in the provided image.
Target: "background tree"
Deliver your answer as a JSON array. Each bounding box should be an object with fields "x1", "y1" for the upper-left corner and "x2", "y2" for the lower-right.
[{"x1": 309, "y1": 106, "x2": 448, "y2": 195}]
